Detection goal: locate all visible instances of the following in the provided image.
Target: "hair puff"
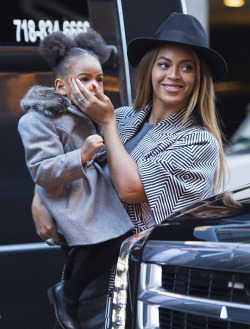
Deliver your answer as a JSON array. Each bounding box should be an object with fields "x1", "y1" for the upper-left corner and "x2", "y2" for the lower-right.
[
  {"x1": 73, "y1": 28, "x2": 111, "y2": 64},
  {"x1": 39, "y1": 31, "x2": 75, "y2": 67}
]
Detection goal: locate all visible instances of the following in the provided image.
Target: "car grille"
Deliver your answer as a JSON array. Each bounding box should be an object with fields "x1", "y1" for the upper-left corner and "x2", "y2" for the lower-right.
[
  {"x1": 162, "y1": 265, "x2": 250, "y2": 304},
  {"x1": 159, "y1": 308, "x2": 250, "y2": 329},
  {"x1": 137, "y1": 242, "x2": 250, "y2": 328}
]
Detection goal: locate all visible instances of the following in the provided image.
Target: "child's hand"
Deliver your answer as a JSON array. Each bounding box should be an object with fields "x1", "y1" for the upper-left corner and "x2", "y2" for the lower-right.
[{"x1": 81, "y1": 134, "x2": 104, "y2": 164}]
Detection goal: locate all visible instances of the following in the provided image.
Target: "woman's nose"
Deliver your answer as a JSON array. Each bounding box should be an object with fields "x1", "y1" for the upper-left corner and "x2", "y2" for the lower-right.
[{"x1": 168, "y1": 66, "x2": 180, "y2": 79}]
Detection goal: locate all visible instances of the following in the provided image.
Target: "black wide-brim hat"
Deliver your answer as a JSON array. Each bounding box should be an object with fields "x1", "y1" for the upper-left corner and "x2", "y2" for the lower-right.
[{"x1": 127, "y1": 12, "x2": 228, "y2": 82}]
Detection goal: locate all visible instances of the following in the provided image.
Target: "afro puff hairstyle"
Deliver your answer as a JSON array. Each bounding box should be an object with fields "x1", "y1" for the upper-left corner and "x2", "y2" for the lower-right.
[
  {"x1": 39, "y1": 31, "x2": 75, "y2": 68},
  {"x1": 73, "y1": 28, "x2": 111, "y2": 64},
  {"x1": 39, "y1": 28, "x2": 111, "y2": 70}
]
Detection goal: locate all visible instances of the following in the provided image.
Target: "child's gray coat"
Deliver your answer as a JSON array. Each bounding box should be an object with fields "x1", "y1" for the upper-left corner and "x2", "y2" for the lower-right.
[{"x1": 18, "y1": 86, "x2": 134, "y2": 246}]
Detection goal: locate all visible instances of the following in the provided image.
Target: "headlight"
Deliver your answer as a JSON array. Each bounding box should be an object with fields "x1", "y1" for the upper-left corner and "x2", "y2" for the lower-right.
[{"x1": 111, "y1": 229, "x2": 153, "y2": 329}]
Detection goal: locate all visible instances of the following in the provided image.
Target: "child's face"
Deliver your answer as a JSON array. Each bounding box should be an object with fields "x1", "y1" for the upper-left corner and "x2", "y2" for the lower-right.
[{"x1": 65, "y1": 55, "x2": 104, "y2": 97}]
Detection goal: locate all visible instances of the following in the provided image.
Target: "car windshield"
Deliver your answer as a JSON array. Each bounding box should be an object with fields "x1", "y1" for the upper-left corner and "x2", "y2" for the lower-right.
[{"x1": 226, "y1": 110, "x2": 250, "y2": 154}]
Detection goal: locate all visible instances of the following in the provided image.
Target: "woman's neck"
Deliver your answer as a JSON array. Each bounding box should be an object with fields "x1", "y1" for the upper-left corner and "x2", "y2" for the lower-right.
[{"x1": 149, "y1": 102, "x2": 186, "y2": 125}]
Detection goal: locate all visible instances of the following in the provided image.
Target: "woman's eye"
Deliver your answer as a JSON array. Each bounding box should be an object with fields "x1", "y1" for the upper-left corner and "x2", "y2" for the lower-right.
[
  {"x1": 158, "y1": 62, "x2": 168, "y2": 69},
  {"x1": 181, "y1": 65, "x2": 193, "y2": 72},
  {"x1": 80, "y1": 77, "x2": 88, "y2": 83}
]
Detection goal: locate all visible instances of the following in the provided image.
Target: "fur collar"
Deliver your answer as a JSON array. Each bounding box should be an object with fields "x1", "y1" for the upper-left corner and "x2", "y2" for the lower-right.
[{"x1": 20, "y1": 85, "x2": 71, "y2": 117}]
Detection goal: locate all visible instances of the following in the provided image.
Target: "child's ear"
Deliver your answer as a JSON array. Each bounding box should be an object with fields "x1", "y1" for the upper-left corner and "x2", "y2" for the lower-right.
[{"x1": 55, "y1": 78, "x2": 67, "y2": 96}]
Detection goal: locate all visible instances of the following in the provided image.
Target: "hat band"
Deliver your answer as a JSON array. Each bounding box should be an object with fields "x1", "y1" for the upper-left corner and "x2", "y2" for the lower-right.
[{"x1": 155, "y1": 30, "x2": 207, "y2": 48}]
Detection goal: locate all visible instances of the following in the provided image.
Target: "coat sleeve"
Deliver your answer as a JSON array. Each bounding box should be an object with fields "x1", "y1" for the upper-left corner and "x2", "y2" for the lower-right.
[
  {"x1": 136, "y1": 130, "x2": 219, "y2": 223},
  {"x1": 18, "y1": 111, "x2": 86, "y2": 189}
]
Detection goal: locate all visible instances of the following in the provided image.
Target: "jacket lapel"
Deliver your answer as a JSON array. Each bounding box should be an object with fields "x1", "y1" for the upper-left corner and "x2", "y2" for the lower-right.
[
  {"x1": 128, "y1": 107, "x2": 197, "y2": 159},
  {"x1": 118, "y1": 103, "x2": 152, "y2": 144}
]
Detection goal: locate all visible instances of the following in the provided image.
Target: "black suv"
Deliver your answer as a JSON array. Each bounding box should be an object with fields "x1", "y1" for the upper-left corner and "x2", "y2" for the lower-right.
[
  {"x1": 111, "y1": 184, "x2": 250, "y2": 329},
  {"x1": 2, "y1": 183, "x2": 250, "y2": 328}
]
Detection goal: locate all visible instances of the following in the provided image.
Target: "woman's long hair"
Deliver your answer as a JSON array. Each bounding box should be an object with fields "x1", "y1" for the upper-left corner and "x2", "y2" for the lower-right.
[{"x1": 133, "y1": 45, "x2": 225, "y2": 193}]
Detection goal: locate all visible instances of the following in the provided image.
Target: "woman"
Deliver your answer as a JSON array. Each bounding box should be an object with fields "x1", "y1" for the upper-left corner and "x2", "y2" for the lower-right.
[{"x1": 32, "y1": 12, "x2": 228, "y2": 329}]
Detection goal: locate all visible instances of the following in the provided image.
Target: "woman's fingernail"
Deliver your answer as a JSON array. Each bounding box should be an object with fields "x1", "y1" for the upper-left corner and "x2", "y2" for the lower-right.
[
  {"x1": 69, "y1": 91, "x2": 71, "y2": 95},
  {"x1": 74, "y1": 77, "x2": 76, "y2": 81},
  {"x1": 92, "y1": 84, "x2": 96, "y2": 89},
  {"x1": 68, "y1": 81, "x2": 71, "y2": 86},
  {"x1": 71, "y1": 77, "x2": 73, "y2": 81}
]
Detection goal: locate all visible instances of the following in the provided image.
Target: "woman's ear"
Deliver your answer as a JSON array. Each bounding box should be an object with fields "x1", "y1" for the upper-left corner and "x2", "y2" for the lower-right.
[{"x1": 55, "y1": 78, "x2": 67, "y2": 96}]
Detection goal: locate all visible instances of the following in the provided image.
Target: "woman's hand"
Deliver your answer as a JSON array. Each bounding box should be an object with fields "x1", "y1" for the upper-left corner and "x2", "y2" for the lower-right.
[
  {"x1": 71, "y1": 78, "x2": 147, "y2": 204},
  {"x1": 70, "y1": 78, "x2": 115, "y2": 127},
  {"x1": 32, "y1": 188, "x2": 66, "y2": 245},
  {"x1": 81, "y1": 134, "x2": 104, "y2": 164}
]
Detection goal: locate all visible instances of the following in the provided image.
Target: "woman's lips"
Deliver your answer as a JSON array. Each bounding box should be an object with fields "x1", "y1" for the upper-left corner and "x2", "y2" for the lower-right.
[{"x1": 162, "y1": 84, "x2": 184, "y2": 92}]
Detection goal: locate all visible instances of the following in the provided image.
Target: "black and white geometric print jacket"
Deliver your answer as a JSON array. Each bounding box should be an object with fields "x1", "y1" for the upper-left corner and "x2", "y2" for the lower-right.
[{"x1": 114, "y1": 103, "x2": 219, "y2": 228}]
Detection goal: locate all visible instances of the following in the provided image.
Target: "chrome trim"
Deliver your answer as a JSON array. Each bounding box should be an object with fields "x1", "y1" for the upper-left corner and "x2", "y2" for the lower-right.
[
  {"x1": 138, "y1": 263, "x2": 162, "y2": 293},
  {"x1": 116, "y1": 0, "x2": 132, "y2": 106},
  {"x1": 138, "y1": 288, "x2": 250, "y2": 324},
  {"x1": 181, "y1": 0, "x2": 187, "y2": 14},
  {"x1": 0, "y1": 242, "x2": 60, "y2": 253},
  {"x1": 137, "y1": 301, "x2": 160, "y2": 329}
]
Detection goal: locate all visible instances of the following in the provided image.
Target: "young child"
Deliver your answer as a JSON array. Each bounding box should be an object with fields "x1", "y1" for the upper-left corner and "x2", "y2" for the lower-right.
[{"x1": 18, "y1": 29, "x2": 134, "y2": 329}]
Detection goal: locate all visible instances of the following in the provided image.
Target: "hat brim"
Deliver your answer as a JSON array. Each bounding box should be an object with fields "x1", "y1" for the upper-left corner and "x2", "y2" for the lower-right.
[{"x1": 127, "y1": 38, "x2": 228, "y2": 82}]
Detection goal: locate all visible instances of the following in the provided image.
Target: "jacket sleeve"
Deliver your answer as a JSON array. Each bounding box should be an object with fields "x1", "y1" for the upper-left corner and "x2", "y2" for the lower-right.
[
  {"x1": 136, "y1": 130, "x2": 219, "y2": 223},
  {"x1": 18, "y1": 111, "x2": 86, "y2": 189}
]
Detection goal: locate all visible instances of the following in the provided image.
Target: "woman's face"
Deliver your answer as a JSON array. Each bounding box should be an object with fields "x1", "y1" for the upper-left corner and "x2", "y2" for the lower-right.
[
  {"x1": 65, "y1": 55, "x2": 104, "y2": 95},
  {"x1": 151, "y1": 44, "x2": 196, "y2": 113}
]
